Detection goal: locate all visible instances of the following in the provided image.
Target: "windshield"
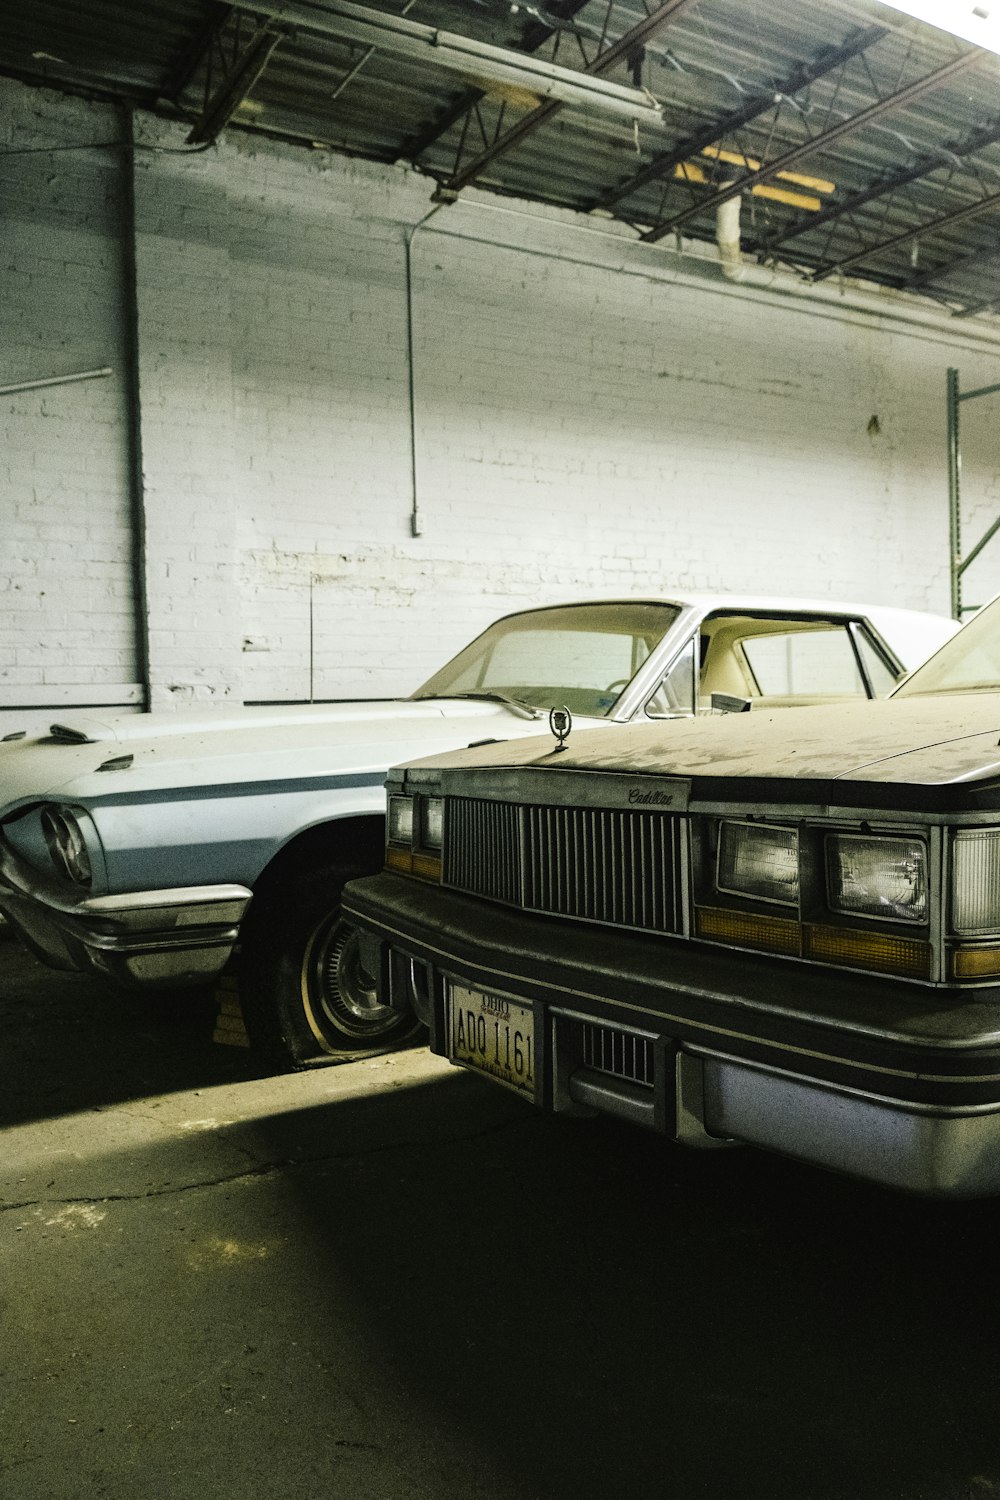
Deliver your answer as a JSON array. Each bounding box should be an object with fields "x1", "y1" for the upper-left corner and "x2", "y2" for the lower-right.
[
  {"x1": 894, "y1": 597, "x2": 1000, "y2": 697},
  {"x1": 413, "y1": 602, "x2": 682, "y2": 718}
]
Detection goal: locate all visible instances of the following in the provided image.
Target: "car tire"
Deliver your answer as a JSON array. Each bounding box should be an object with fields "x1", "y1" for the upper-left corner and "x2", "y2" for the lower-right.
[{"x1": 238, "y1": 859, "x2": 424, "y2": 1069}]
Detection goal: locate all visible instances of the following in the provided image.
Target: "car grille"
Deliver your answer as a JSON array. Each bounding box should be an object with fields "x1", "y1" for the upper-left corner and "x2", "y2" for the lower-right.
[
  {"x1": 444, "y1": 797, "x2": 681, "y2": 934},
  {"x1": 574, "y1": 1018, "x2": 656, "y2": 1088}
]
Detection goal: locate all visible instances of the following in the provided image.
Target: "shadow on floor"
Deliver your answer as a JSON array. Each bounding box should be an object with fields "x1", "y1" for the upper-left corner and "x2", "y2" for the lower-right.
[{"x1": 0, "y1": 937, "x2": 262, "y2": 1126}]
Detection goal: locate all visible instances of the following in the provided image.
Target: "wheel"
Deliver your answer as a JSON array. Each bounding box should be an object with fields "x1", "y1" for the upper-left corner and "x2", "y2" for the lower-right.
[{"x1": 238, "y1": 859, "x2": 424, "y2": 1069}]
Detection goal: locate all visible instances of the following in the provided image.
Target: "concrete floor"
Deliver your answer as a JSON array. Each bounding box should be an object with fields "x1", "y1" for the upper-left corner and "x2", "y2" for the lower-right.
[{"x1": 4, "y1": 939, "x2": 1000, "y2": 1499}]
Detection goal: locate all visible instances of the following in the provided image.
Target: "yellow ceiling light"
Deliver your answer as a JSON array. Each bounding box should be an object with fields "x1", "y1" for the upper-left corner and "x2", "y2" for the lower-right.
[
  {"x1": 876, "y1": 2, "x2": 1000, "y2": 55},
  {"x1": 752, "y1": 184, "x2": 822, "y2": 211},
  {"x1": 701, "y1": 145, "x2": 835, "y2": 195},
  {"x1": 673, "y1": 159, "x2": 824, "y2": 211},
  {"x1": 675, "y1": 160, "x2": 708, "y2": 183}
]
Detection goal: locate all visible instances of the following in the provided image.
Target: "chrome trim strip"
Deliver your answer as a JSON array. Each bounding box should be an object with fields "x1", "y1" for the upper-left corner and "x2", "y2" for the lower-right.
[
  {"x1": 688, "y1": 1042, "x2": 1000, "y2": 1118},
  {"x1": 380, "y1": 924, "x2": 1000, "y2": 1066},
  {"x1": 81, "y1": 884, "x2": 252, "y2": 916},
  {"x1": 72, "y1": 924, "x2": 243, "y2": 954},
  {"x1": 567, "y1": 1068, "x2": 656, "y2": 1128},
  {"x1": 700, "y1": 1053, "x2": 1000, "y2": 1196},
  {"x1": 930, "y1": 823, "x2": 946, "y2": 984},
  {"x1": 0, "y1": 835, "x2": 251, "y2": 922}
]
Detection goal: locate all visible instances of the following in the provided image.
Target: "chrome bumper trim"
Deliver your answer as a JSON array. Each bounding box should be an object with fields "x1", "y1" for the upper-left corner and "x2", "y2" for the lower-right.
[
  {"x1": 698, "y1": 1049, "x2": 1000, "y2": 1198},
  {"x1": 567, "y1": 1068, "x2": 656, "y2": 1128},
  {"x1": 0, "y1": 839, "x2": 252, "y2": 988}
]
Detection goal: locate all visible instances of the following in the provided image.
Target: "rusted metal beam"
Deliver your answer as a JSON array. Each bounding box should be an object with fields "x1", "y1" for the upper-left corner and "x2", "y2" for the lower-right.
[
  {"x1": 754, "y1": 115, "x2": 1000, "y2": 256},
  {"x1": 811, "y1": 183, "x2": 1000, "y2": 283},
  {"x1": 594, "y1": 24, "x2": 887, "y2": 214},
  {"x1": 437, "y1": 0, "x2": 699, "y2": 196},
  {"x1": 641, "y1": 46, "x2": 980, "y2": 244}
]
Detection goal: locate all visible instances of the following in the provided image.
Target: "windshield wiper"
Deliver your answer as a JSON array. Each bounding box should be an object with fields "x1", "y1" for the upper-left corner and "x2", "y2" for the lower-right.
[{"x1": 415, "y1": 689, "x2": 542, "y2": 720}]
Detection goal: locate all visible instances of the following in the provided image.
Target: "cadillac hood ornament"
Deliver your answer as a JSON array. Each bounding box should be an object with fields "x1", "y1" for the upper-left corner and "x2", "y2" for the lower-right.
[{"x1": 548, "y1": 705, "x2": 572, "y2": 752}]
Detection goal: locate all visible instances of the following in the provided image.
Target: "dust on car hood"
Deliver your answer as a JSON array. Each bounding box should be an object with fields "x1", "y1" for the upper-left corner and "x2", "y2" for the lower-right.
[
  {"x1": 0, "y1": 697, "x2": 558, "y2": 816},
  {"x1": 409, "y1": 695, "x2": 1000, "y2": 789}
]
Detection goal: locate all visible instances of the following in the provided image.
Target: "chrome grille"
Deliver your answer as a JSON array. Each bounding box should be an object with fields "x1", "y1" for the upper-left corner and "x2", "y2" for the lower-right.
[
  {"x1": 446, "y1": 796, "x2": 523, "y2": 907},
  {"x1": 445, "y1": 797, "x2": 680, "y2": 934}
]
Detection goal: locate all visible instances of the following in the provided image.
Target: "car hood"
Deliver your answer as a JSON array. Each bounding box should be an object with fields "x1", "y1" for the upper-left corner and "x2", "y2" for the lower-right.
[
  {"x1": 406, "y1": 695, "x2": 1000, "y2": 789},
  {"x1": 0, "y1": 698, "x2": 589, "y2": 816}
]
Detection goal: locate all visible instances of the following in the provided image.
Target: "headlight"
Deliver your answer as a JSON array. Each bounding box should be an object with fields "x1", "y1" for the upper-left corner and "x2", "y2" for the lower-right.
[
  {"x1": 952, "y1": 829, "x2": 1000, "y2": 935},
  {"x1": 40, "y1": 806, "x2": 93, "y2": 887},
  {"x1": 388, "y1": 795, "x2": 415, "y2": 846},
  {"x1": 385, "y1": 791, "x2": 442, "y2": 882},
  {"x1": 717, "y1": 822, "x2": 799, "y2": 906},
  {"x1": 421, "y1": 797, "x2": 444, "y2": 851},
  {"x1": 827, "y1": 834, "x2": 927, "y2": 923}
]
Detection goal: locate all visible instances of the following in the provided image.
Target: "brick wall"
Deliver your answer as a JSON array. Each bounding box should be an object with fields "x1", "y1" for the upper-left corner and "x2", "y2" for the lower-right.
[
  {"x1": 4, "y1": 75, "x2": 1000, "y2": 727},
  {"x1": 1, "y1": 86, "x2": 139, "y2": 732}
]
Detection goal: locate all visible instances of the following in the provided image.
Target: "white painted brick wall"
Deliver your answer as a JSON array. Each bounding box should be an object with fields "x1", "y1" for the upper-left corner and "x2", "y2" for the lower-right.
[
  {"x1": 132, "y1": 140, "x2": 242, "y2": 710},
  {"x1": 0, "y1": 84, "x2": 137, "y2": 731},
  {"x1": 3, "y1": 75, "x2": 1000, "y2": 726}
]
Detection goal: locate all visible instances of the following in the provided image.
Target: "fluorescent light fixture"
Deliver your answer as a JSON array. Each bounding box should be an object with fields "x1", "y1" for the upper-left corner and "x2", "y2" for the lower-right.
[
  {"x1": 244, "y1": 0, "x2": 662, "y2": 117},
  {"x1": 878, "y1": 1, "x2": 1000, "y2": 55}
]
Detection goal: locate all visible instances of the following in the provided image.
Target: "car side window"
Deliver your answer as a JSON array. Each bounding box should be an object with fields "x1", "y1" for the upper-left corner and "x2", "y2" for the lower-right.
[{"x1": 741, "y1": 627, "x2": 866, "y2": 696}]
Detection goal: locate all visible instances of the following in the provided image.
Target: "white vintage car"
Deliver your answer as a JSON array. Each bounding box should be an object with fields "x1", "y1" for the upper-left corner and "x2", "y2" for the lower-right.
[{"x1": 0, "y1": 594, "x2": 955, "y2": 1069}]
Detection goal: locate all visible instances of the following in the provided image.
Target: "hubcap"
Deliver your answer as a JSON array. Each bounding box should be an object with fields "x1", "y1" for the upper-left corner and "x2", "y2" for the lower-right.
[{"x1": 303, "y1": 912, "x2": 399, "y2": 1040}]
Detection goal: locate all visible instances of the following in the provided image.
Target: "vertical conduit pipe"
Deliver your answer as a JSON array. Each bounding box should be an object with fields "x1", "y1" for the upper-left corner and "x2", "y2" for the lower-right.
[
  {"x1": 405, "y1": 201, "x2": 447, "y2": 538},
  {"x1": 119, "y1": 107, "x2": 152, "y2": 710},
  {"x1": 947, "y1": 367, "x2": 962, "y2": 620}
]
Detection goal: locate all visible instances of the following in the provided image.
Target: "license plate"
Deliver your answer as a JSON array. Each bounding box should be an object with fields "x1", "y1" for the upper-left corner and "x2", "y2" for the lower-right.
[{"x1": 447, "y1": 982, "x2": 537, "y2": 1099}]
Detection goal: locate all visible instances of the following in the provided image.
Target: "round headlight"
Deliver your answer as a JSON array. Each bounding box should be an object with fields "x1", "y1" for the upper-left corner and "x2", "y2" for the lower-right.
[{"x1": 40, "y1": 807, "x2": 93, "y2": 887}]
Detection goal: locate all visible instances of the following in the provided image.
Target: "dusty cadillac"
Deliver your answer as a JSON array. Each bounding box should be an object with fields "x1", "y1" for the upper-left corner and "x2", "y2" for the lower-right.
[
  {"x1": 0, "y1": 595, "x2": 950, "y2": 1070},
  {"x1": 343, "y1": 595, "x2": 1000, "y2": 1197}
]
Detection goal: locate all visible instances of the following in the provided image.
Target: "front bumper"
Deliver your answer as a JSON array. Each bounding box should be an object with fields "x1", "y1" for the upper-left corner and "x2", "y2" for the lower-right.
[
  {"x1": 0, "y1": 837, "x2": 251, "y2": 989},
  {"x1": 344, "y1": 871, "x2": 1000, "y2": 1198}
]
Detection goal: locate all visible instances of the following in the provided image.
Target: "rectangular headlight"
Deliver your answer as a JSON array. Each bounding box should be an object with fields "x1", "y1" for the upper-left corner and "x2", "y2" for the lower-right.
[
  {"x1": 717, "y1": 822, "x2": 799, "y2": 906},
  {"x1": 827, "y1": 834, "x2": 927, "y2": 924},
  {"x1": 388, "y1": 795, "x2": 415, "y2": 846},
  {"x1": 421, "y1": 797, "x2": 444, "y2": 851},
  {"x1": 952, "y1": 829, "x2": 1000, "y2": 935}
]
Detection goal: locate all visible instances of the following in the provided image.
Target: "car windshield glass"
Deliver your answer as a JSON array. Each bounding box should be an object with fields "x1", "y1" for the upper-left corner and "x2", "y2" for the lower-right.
[
  {"x1": 894, "y1": 599, "x2": 1000, "y2": 696},
  {"x1": 412, "y1": 602, "x2": 682, "y2": 718}
]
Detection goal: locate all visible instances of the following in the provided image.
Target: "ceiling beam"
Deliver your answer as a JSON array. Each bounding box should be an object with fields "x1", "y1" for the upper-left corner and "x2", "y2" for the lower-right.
[
  {"x1": 158, "y1": 3, "x2": 235, "y2": 105},
  {"x1": 593, "y1": 24, "x2": 887, "y2": 214},
  {"x1": 435, "y1": 0, "x2": 699, "y2": 196},
  {"x1": 753, "y1": 115, "x2": 1000, "y2": 256},
  {"x1": 402, "y1": 0, "x2": 593, "y2": 161},
  {"x1": 905, "y1": 240, "x2": 992, "y2": 293},
  {"x1": 640, "y1": 45, "x2": 981, "y2": 244},
  {"x1": 186, "y1": 20, "x2": 283, "y2": 145},
  {"x1": 810, "y1": 183, "x2": 1000, "y2": 283},
  {"x1": 241, "y1": 0, "x2": 660, "y2": 117}
]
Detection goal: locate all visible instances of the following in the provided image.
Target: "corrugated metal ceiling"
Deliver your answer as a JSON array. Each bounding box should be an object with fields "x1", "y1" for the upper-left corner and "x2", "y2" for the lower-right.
[{"x1": 4, "y1": 0, "x2": 1000, "y2": 313}]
